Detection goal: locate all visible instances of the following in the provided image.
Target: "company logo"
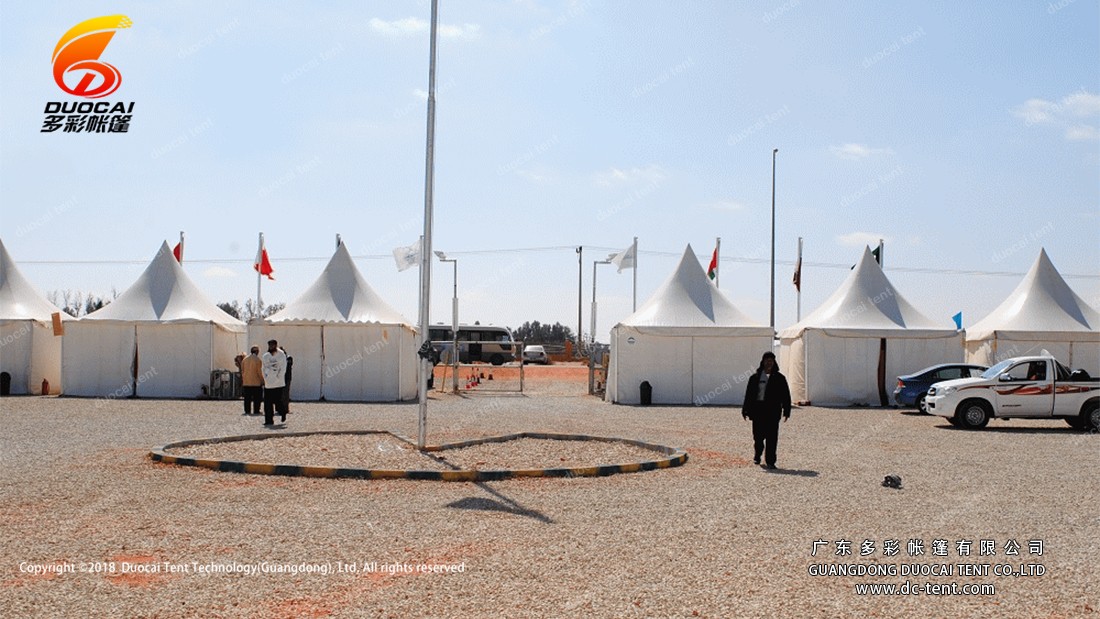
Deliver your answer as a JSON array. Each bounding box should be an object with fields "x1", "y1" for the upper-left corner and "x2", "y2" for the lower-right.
[
  {"x1": 52, "y1": 15, "x2": 132, "y2": 98},
  {"x1": 42, "y1": 15, "x2": 136, "y2": 133}
]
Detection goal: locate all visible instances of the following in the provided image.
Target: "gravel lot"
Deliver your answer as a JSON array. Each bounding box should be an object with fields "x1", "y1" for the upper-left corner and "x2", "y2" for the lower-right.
[{"x1": 1, "y1": 390, "x2": 1097, "y2": 618}]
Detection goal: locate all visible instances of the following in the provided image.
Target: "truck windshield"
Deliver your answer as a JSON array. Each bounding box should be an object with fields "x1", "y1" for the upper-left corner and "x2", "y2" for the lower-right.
[{"x1": 981, "y1": 359, "x2": 1014, "y2": 380}]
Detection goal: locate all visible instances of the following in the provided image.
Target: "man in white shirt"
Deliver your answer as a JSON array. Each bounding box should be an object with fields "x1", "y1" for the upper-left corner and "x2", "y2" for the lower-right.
[{"x1": 261, "y1": 339, "x2": 288, "y2": 426}]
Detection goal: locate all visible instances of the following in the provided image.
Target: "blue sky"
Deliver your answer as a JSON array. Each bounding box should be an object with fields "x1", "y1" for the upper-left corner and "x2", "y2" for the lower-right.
[{"x1": 2, "y1": 1, "x2": 1098, "y2": 341}]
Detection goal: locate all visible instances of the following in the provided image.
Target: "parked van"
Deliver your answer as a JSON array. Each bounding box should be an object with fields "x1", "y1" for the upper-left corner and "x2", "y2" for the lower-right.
[{"x1": 429, "y1": 324, "x2": 516, "y2": 365}]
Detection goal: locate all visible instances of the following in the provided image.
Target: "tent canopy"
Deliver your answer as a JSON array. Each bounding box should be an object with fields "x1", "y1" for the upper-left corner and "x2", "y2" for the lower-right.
[
  {"x1": 0, "y1": 238, "x2": 67, "y2": 322},
  {"x1": 780, "y1": 246, "x2": 952, "y2": 339},
  {"x1": 267, "y1": 243, "x2": 410, "y2": 325},
  {"x1": 608, "y1": 245, "x2": 772, "y2": 405},
  {"x1": 82, "y1": 241, "x2": 244, "y2": 329},
  {"x1": 967, "y1": 248, "x2": 1099, "y2": 341},
  {"x1": 619, "y1": 244, "x2": 772, "y2": 337},
  {"x1": 0, "y1": 239, "x2": 66, "y2": 395},
  {"x1": 253, "y1": 242, "x2": 416, "y2": 402}
]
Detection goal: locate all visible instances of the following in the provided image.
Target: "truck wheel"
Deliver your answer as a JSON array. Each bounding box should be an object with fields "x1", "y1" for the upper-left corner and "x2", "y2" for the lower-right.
[
  {"x1": 947, "y1": 416, "x2": 961, "y2": 427},
  {"x1": 1082, "y1": 402, "x2": 1100, "y2": 432},
  {"x1": 489, "y1": 354, "x2": 504, "y2": 366},
  {"x1": 956, "y1": 400, "x2": 991, "y2": 429}
]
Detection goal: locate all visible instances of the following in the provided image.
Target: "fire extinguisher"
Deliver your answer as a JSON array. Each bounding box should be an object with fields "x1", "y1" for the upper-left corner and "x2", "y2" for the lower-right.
[{"x1": 41, "y1": 378, "x2": 50, "y2": 396}]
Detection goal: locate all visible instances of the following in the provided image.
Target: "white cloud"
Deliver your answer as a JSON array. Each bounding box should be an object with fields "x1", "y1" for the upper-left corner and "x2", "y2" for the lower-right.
[
  {"x1": 1065, "y1": 125, "x2": 1100, "y2": 141},
  {"x1": 203, "y1": 266, "x2": 237, "y2": 278},
  {"x1": 830, "y1": 143, "x2": 893, "y2": 160},
  {"x1": 439, "y1": 23, "x2": 482, "y2": 40},
  {"x1": 413, "y1": 88, "x2": 429, "y2": 100},
  {"x1": 369, "y1": 17, "x2": 481, "y2": 40},
  {"x1": 1062, "y1": 92, "x2": 1100, "y2": 117},
  {"x1": 369, "y1": 17, "x2": 426, "y2": 37},
  {"x1": 1012, "y1": 99, "x2": 1057, "y2": 125},
  {"x1": 1013, "y1": 90, "x2": 1100, "y2": 140},
  {"x1": 516, "y1": 167, "x2": 556, "y2": 184},
  {"x1": 592, "y1": 164, "x2": 667, "y2": 187},
  {"x1": 837, "y1": 231, "x2": 889, "y2": 247}
]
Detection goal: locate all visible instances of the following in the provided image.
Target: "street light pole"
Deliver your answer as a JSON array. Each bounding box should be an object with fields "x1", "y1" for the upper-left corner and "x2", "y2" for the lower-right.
[
  {"x1": 591, "y1": 258, "x2": 612, "y2": 395},
  {"x1": 576, "y1": 246, "x2": 583, "y2": 356},
  {"x1": 591, "y1": 258, "x2": 612, "y2": 347},
  {"x1": 770, "y1": 147, "x2": 778, "y2": 331},
  {"x1": 434, "y1": 251, "x2": 458, "y2": 393}
]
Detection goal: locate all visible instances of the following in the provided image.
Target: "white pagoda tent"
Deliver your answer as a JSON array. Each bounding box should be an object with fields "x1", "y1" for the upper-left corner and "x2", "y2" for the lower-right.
[
  {"x1": 62, "y1": 242, "x2": 246, "y2": 398},
  {"x1": 966, "y1": 248, "x2": 1099, "y2": 373},
  {"x1": 607, "y1": 245, "x2": 774, "y2": 405},
  {"x1": 250, "y1": 242, "x2": 417, "y2": 401},
  {"x1": 0, "y1": 239, "x2": 67, "y2": 394},
  {"x1": 778, "y1": 247, "x2": 963, "y2": 406}
]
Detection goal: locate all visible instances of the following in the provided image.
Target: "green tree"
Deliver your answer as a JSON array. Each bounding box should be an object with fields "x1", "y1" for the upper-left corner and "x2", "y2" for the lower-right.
[{"x1": 511, "y1": 321, "x2": 574, "y2": 344}]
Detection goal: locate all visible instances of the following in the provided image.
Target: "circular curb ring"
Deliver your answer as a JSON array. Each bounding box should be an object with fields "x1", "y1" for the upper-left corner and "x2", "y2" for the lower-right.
[{"x1": 150, "y1": 430, "x2": 688, "y2": 481}]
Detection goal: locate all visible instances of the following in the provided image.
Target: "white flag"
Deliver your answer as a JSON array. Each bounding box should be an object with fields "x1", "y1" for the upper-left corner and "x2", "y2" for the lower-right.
[
  {"x1": 392, "y1": 238, "x2": 422, "y2": 272},
  {"x1": 610, "y1": 241, "x2": 636, "y2": 273}
]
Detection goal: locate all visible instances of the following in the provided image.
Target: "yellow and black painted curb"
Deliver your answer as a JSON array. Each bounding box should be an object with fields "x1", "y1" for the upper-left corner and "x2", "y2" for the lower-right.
[{"x1": 150, "y1": 430, "x2": 687, "y2": 481}]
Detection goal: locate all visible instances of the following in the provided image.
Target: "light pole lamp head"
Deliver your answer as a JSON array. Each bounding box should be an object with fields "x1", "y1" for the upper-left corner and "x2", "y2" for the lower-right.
[
  {"x1": 773, "y1": 148, "x2": 778, "y2": 154},
  {"x1": 434, "y1": 251, "x2": 448, "y2": 261}
]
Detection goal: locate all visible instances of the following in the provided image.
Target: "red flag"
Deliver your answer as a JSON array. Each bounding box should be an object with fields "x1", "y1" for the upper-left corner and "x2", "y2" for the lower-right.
[
  {"x1": 172, "y1": 243, "x2": 183, "y2": 263},
  {"x1": 254, "y1": 245, "x2": 275, "y2": 280},
  {"x1": 707, "y1": 247, "x2": 718, "y2": 280},
  {"x1": 793, "y1": 255, "x2": 801, "y2": 291}
]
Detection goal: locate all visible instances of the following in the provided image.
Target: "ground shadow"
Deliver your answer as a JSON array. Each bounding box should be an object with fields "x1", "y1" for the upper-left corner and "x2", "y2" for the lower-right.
[
  {"x1": 446, "y1": 489, "x2": 554, "y2": 524},
  {"x1": 932, "y1": 423, "x2": 1090, "y2": 435},
  {"x1": 972, "y1": 426, "x2": 1093, "y2": 435},
  {"x1": 899, "y1": 410, "x2": 927, "y2": 417},
  {"x1": 454, "y1": 392, "x2": 530, "y2": 399},
  {"x1": 762, "y1": 467, "x2": 819, "y2": 477},
  {"x1": 413, "y1": 448, "x2": 554, "y2": 524}
]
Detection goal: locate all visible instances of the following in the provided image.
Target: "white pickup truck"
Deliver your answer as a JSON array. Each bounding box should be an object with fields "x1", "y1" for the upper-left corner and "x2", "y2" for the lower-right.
[{"x1": 925, "y1": 355, "x2": 1099, "y2": 430}]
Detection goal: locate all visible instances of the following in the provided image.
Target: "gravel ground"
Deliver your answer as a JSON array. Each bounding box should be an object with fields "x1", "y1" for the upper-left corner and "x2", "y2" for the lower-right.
[
  {"x1": 167, "y1": 434, "x2": 667, "y2": 472},
  {"x1": 1, "y1": 393, "x2": 1098, "y2": 618}
]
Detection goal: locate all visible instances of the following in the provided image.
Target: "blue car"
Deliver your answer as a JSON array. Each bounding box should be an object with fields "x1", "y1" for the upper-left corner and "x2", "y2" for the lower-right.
[{"x1": 894, "y1": 363, "x2": 987, "y2": 413}]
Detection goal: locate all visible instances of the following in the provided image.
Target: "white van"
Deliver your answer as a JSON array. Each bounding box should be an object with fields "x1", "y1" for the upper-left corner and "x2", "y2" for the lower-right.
[{"x1": 428, "y1": 324, "x2": 517, "y2": 365}]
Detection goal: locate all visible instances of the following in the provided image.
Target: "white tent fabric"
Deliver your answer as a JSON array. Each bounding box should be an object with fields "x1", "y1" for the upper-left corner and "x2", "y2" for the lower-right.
[
  {"x1": 252, "y1": 243, "x2": 416, "y2": 402},
  {"x1": 607, "y1": 245, "x2": 773, "y2": 405},
  {"x1": 778, "y1": 247, "x2": 963, "y2": 405},
  {"x1": 965, "y1": 249, "x2": 1099, "y2": 373},
  {"x1": 0, "y1": 239, "x2": 67, "y2": 394},
  {"x1": 62, "y1": 242, "x2": 246, "y2": 398}
]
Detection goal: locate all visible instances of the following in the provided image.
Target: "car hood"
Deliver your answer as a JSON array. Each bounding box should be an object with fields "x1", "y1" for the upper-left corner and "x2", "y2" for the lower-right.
[{"x1": 930, "y1": 377, "x2": 984, "y2": 391}]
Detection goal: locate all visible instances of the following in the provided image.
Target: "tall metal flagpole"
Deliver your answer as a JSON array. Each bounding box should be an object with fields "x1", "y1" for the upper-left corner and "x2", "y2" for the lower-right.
[
  {"x1": 770, "y1": 148, "x2": 778, "y2": 330},
  {"x1": 631, "y1": 236, "x2": 638, "y2": 311},
  {"x1": 256, "y1": 232, "x2": 263, "y2": 322},
  {"x1": 416, "y1": 0, "x2": 440, "y2": 450},
  {"x1": 576, "y1": 246, "x2": 583, "y2": 353},
  {"x1": 796, "y1": 236, "x2": 803, "y2": 322}
]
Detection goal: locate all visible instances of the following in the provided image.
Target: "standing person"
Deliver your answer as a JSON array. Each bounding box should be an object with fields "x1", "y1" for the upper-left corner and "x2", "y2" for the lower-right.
[
  {"x1": 262, "y1": 339, "x2": 288, "y2": 426},
  {"x1": 741, "y1": 351, "x2": 792, "y2": 469},
  {"x1": 239, "y1": 346, "x2": 264, "y2": 416},
  {"x1": 280, "y1": 346, "x2": 293, "y2": 416}
]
